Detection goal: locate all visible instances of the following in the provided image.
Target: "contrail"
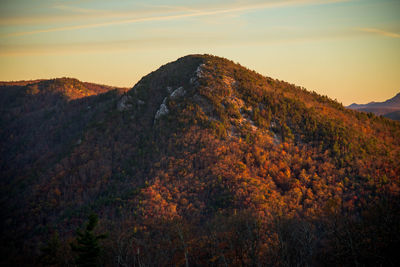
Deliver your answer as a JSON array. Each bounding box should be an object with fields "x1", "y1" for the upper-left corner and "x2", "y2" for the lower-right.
[
  {"x1": 359, "y1": 28, "x2": 400, "y2": 38},
  {"x1": 5, "y1": 0, "x2": 348, "y2": 37}
]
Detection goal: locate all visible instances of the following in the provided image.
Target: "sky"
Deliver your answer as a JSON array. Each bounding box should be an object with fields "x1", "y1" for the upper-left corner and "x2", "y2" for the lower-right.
[{"x1": 0, "y1": 0, "x2": 399, "y2": 105}]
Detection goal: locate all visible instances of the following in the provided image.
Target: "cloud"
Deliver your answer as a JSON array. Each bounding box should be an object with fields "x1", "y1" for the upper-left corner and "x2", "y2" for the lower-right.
[
  {"x1": 3, "y1": 0, "x2": 348, "y2": 37},
  {"x1": 0, "y1": 3, "x2": 185, "y2": 26},
  {"x1": 52, "y1": 4, "x2": 100, "y2": 14},
  {"x1": 359, "y1": 28, "x2": 400, "y2": 38}
]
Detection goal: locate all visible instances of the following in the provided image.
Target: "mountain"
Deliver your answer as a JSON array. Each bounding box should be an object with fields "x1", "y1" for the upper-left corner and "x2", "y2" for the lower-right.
[
  {"x1": 0, "y1": 78, "x2": 128, "y2": 196},
  {"x1": 348, "y1": 92, "x2": 400, "y2": 119},
  {"x1": 1, "y1": 55, "x2": 399, "y2": 266},
  {"x1": 385, "y1": 110, "x2": 400, "y2": 121}
]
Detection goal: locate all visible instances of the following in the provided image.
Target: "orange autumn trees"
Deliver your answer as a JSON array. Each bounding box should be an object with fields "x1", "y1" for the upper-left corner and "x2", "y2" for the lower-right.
[{"x1": 1, "y1": 55, "x2": 399, "y2": 265}]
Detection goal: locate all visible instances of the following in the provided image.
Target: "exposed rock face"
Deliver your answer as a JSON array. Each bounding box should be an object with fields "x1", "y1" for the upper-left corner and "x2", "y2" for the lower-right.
[
  {"x1": 117, "y1": 95, "x2": 133, "y2": 111},
  {"x1": 170, "y1": 86, "x2": 185, "y2": 99},
  {"x1": 195, "y1": 63, "x2": 205, "y2": 78},
  {"x1": 117, "y1": 93, "x2": 145, "y2": 112},
  {"x1": 154, "y1": 87, "x2": 186, "y2": 122},
  {"x1": 190, "y1": 63, "x2": 205, "y2": 84},
  {"x1": 154, "y1": 97, "x2": 169, "y2": 121}
]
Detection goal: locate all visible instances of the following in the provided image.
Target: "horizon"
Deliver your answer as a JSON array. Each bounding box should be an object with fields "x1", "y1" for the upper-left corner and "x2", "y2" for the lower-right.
[
  {"x1": 1, "y1": 0, "x2": 399, "y2": 105},
  {"x1": 1, "y1": 56, "x2": 399, "y2": 106}
]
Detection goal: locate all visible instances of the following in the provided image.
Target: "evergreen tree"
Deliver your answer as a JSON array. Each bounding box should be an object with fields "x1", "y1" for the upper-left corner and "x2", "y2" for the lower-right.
[
  {"x1": 71, "y1": 213, "x2": 107, "y2": 267},
  {"x1": 40, "y1": 231, "x2": 62, "y2": 266}
]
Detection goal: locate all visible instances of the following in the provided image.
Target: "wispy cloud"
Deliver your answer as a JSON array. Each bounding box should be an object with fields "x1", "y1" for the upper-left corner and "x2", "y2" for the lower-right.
[
  {"x1": 359, "y1": 28, "x2": 400, "y2": 38},
  {"x1": 3, "y1": 0, "x2": 348, "y2": 37},
  {"x1": 52, "y1": 4, "x2": 100, "y2": 14},
  {"x1": 0, "y1": 3, "x2": 188, "y2": 26}
]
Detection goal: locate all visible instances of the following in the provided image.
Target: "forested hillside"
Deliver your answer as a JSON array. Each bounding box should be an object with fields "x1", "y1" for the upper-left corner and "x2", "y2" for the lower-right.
[{"x1": 1, "y1": 55, "x2": 399, "y2": 266}]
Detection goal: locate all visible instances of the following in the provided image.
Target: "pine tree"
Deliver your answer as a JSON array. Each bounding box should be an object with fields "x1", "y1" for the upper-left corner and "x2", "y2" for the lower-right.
[
  {"x1": 71, "y1": 213, "x2": 107, "y2": 267},
  {"x1": 40, "y1": 231, "x2": 62, "y2": 266}
]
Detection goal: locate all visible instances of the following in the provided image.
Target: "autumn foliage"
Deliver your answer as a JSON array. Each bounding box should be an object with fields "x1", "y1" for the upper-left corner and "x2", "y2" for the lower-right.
[{"x1": 1, "y1": 55, "x2": 399, "y2": 266}]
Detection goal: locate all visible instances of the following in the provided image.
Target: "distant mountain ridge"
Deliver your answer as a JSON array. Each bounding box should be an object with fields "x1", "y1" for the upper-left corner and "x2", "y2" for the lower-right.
[
  {"x1": 348, "y1": 92, "x2": 400, "y2": 120},
  {"x1": 0, "y1": 77, "x2": 128, "y2": 100}
]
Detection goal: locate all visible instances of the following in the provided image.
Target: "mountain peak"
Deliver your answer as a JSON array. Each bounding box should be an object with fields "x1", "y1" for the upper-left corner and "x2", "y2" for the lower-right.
[
  {"x1": 27, "y1": 77, "x2": 108, "y2": 99},
  {"x1": 388, "y1": 91, "x2": 400, "y2": 103},
  {"x1": 118, "y1": 54, "x2": 273, "y2": 128},
  {"x1": 2, "y1": 55, "x2": 400, "y2": 266},
  {"x1": 0, "y1": 77, "x2": 125, "y2": 104},
  {"x1": 116, "y1": 54, "x2": 357, "y2": 145},
  {"x1": 347, "y1": 92, "x2": 400, "y2": 119}
]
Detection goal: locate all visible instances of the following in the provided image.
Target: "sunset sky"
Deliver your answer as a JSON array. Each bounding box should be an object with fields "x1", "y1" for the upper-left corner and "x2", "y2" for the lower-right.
[{"x1": 0, "y1": 0, "x2": 399, "y2": 105}]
